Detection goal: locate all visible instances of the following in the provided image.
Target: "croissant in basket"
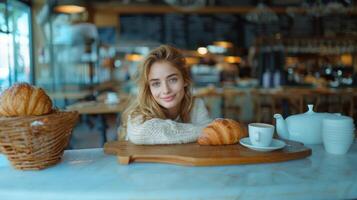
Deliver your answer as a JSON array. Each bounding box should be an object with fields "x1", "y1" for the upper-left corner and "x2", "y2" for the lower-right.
[
  {"x1": 0, "y1": 82, "x2": 53, "y2": 117},
  {"x1": 198, "y1": 118, "x2": 247, "y2": 145}
]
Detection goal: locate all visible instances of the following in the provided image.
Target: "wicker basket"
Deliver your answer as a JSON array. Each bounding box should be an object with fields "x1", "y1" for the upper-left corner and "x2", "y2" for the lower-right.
[{"x1": 0, "y1": 111, "x2": 79, "y2": 170}]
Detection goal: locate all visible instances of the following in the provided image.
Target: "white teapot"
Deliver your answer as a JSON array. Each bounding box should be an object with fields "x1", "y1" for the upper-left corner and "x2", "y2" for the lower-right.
[{"x1": 274, "y1": 104, "x2": 340, "y2": 145}]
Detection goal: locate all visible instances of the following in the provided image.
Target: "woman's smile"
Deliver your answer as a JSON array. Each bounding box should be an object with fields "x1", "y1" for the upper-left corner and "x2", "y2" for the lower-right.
[{"x1": 161, "y1": 95, "x2": 176, "y2": 102}]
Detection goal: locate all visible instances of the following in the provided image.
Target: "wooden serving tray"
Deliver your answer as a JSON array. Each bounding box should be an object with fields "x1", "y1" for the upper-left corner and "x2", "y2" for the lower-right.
[{"x1": 104, "y1": 140, "x2": 311, "y2": 166}]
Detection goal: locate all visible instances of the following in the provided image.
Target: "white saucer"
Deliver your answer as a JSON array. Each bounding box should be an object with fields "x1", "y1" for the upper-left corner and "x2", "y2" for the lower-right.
[{"x1": 239, "y1": 137, "x2": 286, "y2": 152}]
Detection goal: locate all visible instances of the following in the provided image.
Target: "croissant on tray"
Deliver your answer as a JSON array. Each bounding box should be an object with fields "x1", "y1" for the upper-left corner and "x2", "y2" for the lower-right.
[
  {"x1": 0, "y1": 82, "x2": 53, "y2": 117},
  {"x1": 198, "y1": 118, "x2": 247, "y2": 145}
]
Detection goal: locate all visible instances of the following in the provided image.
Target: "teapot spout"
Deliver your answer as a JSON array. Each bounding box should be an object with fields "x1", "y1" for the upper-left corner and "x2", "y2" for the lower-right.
[{"x1": 274, "y1": 114, "x2": 290, "y2": 140}]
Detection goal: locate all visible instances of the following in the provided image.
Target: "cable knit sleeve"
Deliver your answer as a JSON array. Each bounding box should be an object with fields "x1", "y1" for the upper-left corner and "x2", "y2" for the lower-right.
[
  {"x1": 190, "y1": 98, "x2": 212, "y2": 126},
  {"x1": 126, "y1": 98, "x2": 212, "y2": 145}
]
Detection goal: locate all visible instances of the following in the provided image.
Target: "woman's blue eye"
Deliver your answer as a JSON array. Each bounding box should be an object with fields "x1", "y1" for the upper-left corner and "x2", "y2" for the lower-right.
[
  {"x1": 151, "y1": 82, "x2": 160, "y2": 87},
  {"x1": 169, "y1": 78, "x2": 178, "y2": 83}
]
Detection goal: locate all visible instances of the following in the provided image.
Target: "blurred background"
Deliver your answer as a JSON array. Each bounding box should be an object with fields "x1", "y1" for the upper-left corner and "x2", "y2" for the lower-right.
[{"x1": 1, "y1": 0, "x2": 357, "y2": 148}]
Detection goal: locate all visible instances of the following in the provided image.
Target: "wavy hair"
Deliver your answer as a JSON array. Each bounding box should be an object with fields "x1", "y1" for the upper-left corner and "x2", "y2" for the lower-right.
[{"x1": 119, "y1": 45, "x2": 194, "y2": 139}]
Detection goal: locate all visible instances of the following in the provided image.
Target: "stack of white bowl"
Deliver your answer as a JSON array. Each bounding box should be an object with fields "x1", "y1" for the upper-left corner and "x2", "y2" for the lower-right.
[{"x1": 322, "y1": 115, "x2": 355, "y2": 155}]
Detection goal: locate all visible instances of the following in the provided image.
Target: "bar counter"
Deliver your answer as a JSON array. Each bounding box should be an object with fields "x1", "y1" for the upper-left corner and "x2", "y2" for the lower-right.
[{"x1": 0, "y1": 142, "x2": 357, "y2": 200}]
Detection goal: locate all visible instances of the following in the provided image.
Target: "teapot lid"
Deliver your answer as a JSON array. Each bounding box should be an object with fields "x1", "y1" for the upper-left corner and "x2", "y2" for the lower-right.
[
  {"x1": 305, "y1": 104, "x2": 315, "y2": 114},
  {"x1": 287, "y1": 104, "x2": 317, "y2": 121}
]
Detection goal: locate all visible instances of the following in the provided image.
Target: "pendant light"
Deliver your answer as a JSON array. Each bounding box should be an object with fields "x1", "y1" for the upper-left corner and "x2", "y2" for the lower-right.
[{"x1": 54, "y1": 0, "x2": 87, "y2": 14}]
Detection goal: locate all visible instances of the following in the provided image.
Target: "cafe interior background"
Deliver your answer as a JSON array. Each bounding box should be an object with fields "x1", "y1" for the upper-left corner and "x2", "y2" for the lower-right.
[{"x1": 1, "y1": 0, "x2": 357, "y2": 149}]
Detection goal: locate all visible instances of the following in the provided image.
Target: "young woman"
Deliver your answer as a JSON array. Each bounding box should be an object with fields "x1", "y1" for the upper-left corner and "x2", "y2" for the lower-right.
[{"x1": 121, "y1": 45, "x2": 212, "y2": 145}]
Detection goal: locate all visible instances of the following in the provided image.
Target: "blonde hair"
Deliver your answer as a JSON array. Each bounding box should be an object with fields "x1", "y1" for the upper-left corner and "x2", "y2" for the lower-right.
[{"x1": 119, "y1": 45, "x2": 194, "y2": 139}]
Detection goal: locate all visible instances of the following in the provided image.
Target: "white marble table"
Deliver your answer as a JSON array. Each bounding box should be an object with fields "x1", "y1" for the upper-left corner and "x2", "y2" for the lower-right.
[{"x1": 0, "y1": 142, "x2": 357, "y2": 200}]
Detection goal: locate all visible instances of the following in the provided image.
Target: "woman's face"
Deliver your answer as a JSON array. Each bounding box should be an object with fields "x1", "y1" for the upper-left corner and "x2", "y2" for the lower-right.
[{"x1": 148, "y1": 61, "x2": 186, "y2": 117}]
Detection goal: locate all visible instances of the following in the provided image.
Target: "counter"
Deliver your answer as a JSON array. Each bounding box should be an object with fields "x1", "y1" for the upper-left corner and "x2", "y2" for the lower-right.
[{"x1": 1, "y1": 142, "x2": 357, "y2": 200}]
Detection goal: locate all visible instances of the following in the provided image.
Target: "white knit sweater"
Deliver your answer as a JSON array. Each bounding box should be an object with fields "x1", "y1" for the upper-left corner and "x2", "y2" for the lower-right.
[{"x1": 126, "y1": 98, "x2": 212, "y2": 145}]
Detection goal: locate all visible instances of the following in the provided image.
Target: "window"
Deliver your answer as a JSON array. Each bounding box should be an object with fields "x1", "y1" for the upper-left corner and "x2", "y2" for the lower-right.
[{"x1": 0, "y1": 0, "x2": 32, "y2": 91}]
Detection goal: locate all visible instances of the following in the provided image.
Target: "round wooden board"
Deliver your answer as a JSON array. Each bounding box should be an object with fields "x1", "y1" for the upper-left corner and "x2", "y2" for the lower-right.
[{"x1": 104, "y1": 140, "x2": 311, "y2": 166}]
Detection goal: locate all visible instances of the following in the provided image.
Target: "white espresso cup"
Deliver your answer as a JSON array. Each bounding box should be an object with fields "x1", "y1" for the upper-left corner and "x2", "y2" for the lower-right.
[{"x1": 248, "y1": 123, "x2": 275, "y2": 147}]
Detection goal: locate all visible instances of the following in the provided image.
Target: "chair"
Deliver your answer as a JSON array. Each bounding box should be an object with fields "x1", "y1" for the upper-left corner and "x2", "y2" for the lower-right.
[
  {"x1": 194, "y1": 87, "x2": 223, "y2": 118},
  {"x1": 252, "y1": 88, "x2": 306, "y2": 123},
  {"x1": 251, "y1": 89, "x2": 277, "y2": 123},
  {"x1": 222, "y1": 88, "x2": 245, "y2": 120},
  {"x1": 302, "y1": 91, "x2": 320, "y2": 112},
  {"x1": 316, "y1": 88, "x2": 354, "y2": 116},
  {"x1": 337, "y1": 89, "x2": 354, "y2": 117},
  {"x1": 282, "y1": 88, "x2": 311, "y2": 114}
]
